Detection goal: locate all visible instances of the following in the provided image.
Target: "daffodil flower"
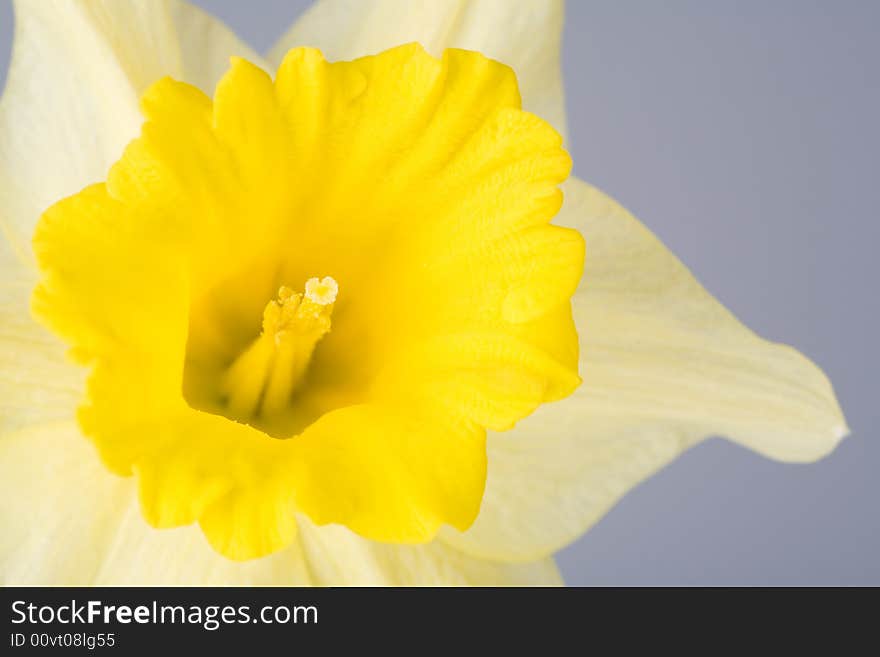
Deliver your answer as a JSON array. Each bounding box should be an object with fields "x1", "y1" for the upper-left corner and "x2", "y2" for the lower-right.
[{"x1": 0, "y1": 0, "x2": 847, "y2": 585}]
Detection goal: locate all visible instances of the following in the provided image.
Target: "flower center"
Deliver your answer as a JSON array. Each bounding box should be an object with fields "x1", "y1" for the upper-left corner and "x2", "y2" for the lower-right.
[
  {"x1": 31, "y1": 44, "x2": 582, "y2": 560},
  {"x1": 221, "y1": 277, "x2": 338, "y2": 425}
]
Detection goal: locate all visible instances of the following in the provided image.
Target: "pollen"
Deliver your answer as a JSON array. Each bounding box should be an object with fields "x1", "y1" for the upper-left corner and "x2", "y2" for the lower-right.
[{"x1": 304, "y1": 276, "x2": 338, "y2": 306}]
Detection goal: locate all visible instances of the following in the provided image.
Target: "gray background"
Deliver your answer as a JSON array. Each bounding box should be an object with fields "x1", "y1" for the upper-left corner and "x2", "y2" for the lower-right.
[{"x1": 1, "y1": 1, "x2": 876, "y2": 585}]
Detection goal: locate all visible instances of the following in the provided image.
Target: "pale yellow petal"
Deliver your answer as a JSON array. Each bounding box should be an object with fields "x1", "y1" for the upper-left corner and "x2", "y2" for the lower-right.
[
  {"x1": 441, "y1": 176, "x2": 848, "y2": 562},
  {"x1": 268, "y1": 0, "x2": 567, "y2": 139},
  {"x1": 297, "y1": 517, "x2": 561, "y2": 586},
  {"x1": 0, "y1": 281, "x2": 83, "y2": 435},
  {"x1": 91, "y1": 508, "x2": 314, "y2": 586},
  {"x1": 169, "y1": 0, "x2": 268, "y2": 94},
  {"x1": 1, "y1": 212, "x2": 81, "y2": 432},
  {"x1": 1, "y1": 421, "x2": 558, "y2": 585},
  {"x1": 0, "y1": 420, "x2": 313, "y2": 585},
  {"x1": 0, "y1": 0, "x2": 259, "y2": 268},
  {"x1": 0, "y1": 0, "x2": 183, "y2": 267},
  {"x1": 0, "y1": 421, "x2": 133, "y2": 584}
]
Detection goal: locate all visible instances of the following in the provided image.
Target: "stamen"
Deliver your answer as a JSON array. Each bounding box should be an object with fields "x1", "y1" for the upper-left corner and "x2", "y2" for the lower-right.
[
  {"x1": 222, "y1": 277, "x2": 338, "y2": 423},
  {"x1": 304, "y1": 276, "x2": 338, "y2": 305}
]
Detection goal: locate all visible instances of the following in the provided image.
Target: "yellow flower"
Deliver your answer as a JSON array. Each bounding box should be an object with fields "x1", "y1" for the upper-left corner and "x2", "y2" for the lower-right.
[{"x1": 0, "y1": 0, "x2": 847, "y2": 585}]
